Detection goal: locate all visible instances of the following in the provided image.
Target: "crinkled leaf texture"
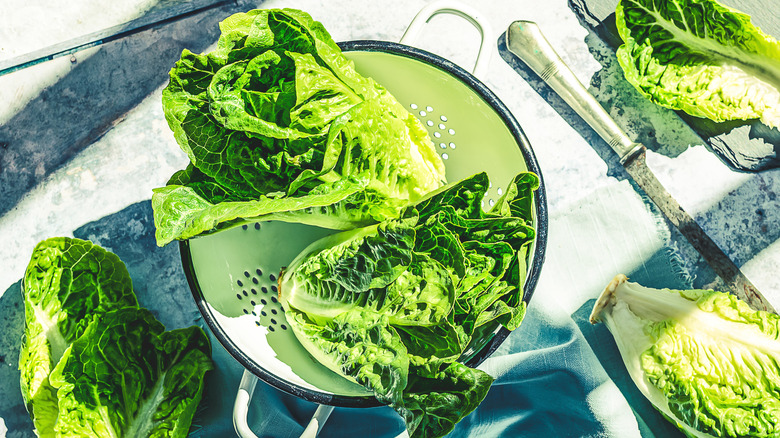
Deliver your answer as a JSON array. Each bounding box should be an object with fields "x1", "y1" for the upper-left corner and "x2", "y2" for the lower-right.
[
  {"x1": 280, "y1": 172, "x2": 539, "y2": 438},
  {"x1": 48, "y1": 308, "x2": 213, "y2": 438},
  {"x1": 152, "y1": 8, "x2": 445, "y2": 246},
  {"x1": 591, "y1": 275, "x2": 780, "y2": 438},
  {"x1": 19, "y1": 237, "x2": 138, "y2": 438},
  {"x1": 19, "y1": 237, "x2": 213, "y2": 438},
  {"x1": 615, "y1": 0, "x2": 780, "y2": 128}
]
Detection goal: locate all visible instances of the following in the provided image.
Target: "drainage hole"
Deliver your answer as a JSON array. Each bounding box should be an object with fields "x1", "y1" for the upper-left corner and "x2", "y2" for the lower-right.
[
  {"x1": 242, "y1": 290, "x2": 248, "y2": 296},
  {"x1": 261, "y1": 310, "x2": 267, "y2": 317},
  {"x1": 261, "y1": 299, "x2": 267, "y2": 305},
  {"x1": 280, "y1": 324, "x2": 288, "y2": 330},
  {"x1": 243, "y1": 309, "x2": 249, "y2": 314},
  {"x1": 237, "y1": 280, "x2": 243, "y2": 287},
  {"x1": 254, "y1": 223, "x2": 260, "y2": 230},
  {"x1": 251, "y1": 288, "x2": 257, "y2": 295},
  {"x1": 252, "y1": 277, "x2": 259, "y2": 284},
  {"x1": 271, "y1": 285, "x2": 278, "y2": 293},
  {"x1": 271, "y1": 309, "x2": 278, "y2": 315},
  {"x1": 271, "y1": 296, "x2": 278, "y2": 303},
  {"x1": 236, "y1": 293, "x2": 242, "y2": 300},
  {"x1": 261, "y1": 287, "x2": 268, "y2": 294},
  {"x1": 268, "y1": 325, "x2": 275, "y2": 332},
  {"x1": 269, "y1": 274, "x2": 277, "y2": 282},
  {"x1": 256, "y1": 268, "x2": 263, "y2": 276},
  {"x1": 270, "y1": 318, "x2": 277, "y2": 325}
]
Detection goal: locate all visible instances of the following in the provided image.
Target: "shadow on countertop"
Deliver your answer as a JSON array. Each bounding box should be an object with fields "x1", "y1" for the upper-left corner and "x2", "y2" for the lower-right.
[{"x1": 0, "y1": 0, "x2": 269, "y2": 219}]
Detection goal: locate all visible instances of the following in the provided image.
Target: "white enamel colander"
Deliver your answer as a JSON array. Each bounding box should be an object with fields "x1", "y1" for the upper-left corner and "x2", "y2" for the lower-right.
[{"x1": 179, "y1": 2, "x2": 548, "y2": 436}]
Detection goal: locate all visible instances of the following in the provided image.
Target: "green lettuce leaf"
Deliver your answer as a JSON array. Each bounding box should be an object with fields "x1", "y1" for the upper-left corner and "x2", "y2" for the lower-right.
[
  {"x1": 591, "y1": 275, "x2": 780, "y2": 438},
  {"x1": 397, "y1": 363, "x2": 494, "y2": 438},
  {"x1": 48, "y1": 308, "x2": 213, "y2": 438},
  {"x1": 19, "y1": 237, "x2": 138, "y2": 437},
  {"x1": 283, "y1": 308, "x2": 409, "y2": 405},
  {"x1": 615, "y1": 0, "x2": 780, "y2": 128},
  {"x1": 280, "y1": 171, "x2": 539, "y2": 438},
  {"x1": 153, "y1": 8, "x2": 445, "y2": 246}
]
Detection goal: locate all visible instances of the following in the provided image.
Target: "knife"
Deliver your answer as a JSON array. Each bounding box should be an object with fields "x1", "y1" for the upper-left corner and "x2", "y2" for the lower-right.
[{"x1": 505, "y1": 20, "x2": 775, "y2": 313}]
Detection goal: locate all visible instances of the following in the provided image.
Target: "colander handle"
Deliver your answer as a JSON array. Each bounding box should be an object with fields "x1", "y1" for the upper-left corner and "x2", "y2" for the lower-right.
[
  {"x1": 399, "y1": 0, "x2": 493, "y2": 79},
  {"x1": 233, "y1": 369, "x2": 334, "y2": 438}
]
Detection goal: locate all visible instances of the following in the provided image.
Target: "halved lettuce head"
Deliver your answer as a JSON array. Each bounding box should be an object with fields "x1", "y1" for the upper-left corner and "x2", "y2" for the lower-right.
[
  {"x1": 615, "y1": 0, "x2": 780, "y2": 128},
  {"x1": 591, "y1": 275, "x2": 780, "y2": 438},
  {"x1": 152, "y1": 8, "x2": 446, "y2": 246},
  {"x1": 19, "y1": 237, "x2": 138, "y2": 437},
  {"x1": 279, "y1": 172, "x2": 539, "y2": 438},
  {"x1": 19, "y1": 237, "x2": 213, "y2": 438}
]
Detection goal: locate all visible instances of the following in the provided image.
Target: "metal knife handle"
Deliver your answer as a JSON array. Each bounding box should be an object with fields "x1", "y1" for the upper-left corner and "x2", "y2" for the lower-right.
[{"x1": 506, "y1": 21, "x2": 642, "y2": 163}]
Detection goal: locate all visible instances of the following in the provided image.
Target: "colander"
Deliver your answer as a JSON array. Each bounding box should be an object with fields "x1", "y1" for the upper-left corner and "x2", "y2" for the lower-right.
[{"x1": 178, "y1": 2, "x2": 548, "y2": 437}]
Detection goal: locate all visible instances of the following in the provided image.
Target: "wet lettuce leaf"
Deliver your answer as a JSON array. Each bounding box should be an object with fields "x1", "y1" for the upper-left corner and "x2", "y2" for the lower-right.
[
  {"x1": 153, "y1": 8, "x2": 445, "y2": 246},
  {"x1": 615, "y1": 0, "x2": 780, "y2": 128},
  {"x1": 279, "y1": 172, "x2": 539, "y2": 438}
]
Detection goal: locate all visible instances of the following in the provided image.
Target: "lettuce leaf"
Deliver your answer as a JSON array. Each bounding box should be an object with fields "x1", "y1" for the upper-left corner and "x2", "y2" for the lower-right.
[
  {"x1": 19, "y1": 238, "x2": 138, "y2": 437},
  {"x1": 48, "y1": 308, "x2": 213, "y2": 438},
  {"x1": 19, "y1": 237, "x2": 213, "y2": 437},
  {"x1": 279, "y1": 172, "x2": 539, "y2": 438},
  {"x1": 153, "y1": 8, "x2": 445, "y2": 246},
  {"x1": 615, "y1": 0, "x2": 780, "y2": 128}
]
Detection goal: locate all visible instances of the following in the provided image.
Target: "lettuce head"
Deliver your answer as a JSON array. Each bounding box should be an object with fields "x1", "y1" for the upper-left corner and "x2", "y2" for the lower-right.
[
  {"x1": 591, "y1": 274, "x2": 780, "y2": 438},
  {"x1": 152, "y1": 8, "x2": 446, "y2": 246},
  {"x1": 615, "y1": 0, "x2": 780, "y2": 128}
]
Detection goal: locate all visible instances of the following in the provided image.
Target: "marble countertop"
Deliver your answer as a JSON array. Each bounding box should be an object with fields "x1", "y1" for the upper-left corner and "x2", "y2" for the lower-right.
[{"x1": 1, "y1": 0, "x2": 778, "y2": 437}]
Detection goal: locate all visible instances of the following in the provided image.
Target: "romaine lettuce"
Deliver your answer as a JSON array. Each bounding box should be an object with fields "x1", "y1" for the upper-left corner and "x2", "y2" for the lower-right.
[
  {"x1": 279, "y1": 172, "x2": 539, "y2": 438},
  {"x1": 19, "y1": 238, "x2": 138, "y2": 437},
  {"x1": 615, "y1": 0, "x2": 780, "y2": 128},
  {"x1": 19, "y1": 237, "x2": 213, "y2": 438},
  {"x1": 590, "y1": 275, "x2": 780, "y2": 438},
  {"x1": 152, "y1": 8, "x2": 446, "y2": 246}
]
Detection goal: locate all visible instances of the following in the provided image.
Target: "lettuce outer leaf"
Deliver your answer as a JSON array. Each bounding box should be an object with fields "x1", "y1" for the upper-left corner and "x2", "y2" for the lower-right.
[
  {"x1": 398, "y1": 363, "x2": 494, "y2": 438},
  {"x1": 48, "y1": 308, "x2": 213, "y2": 438},
  {"x1": 153, "y1": 8, "x2": 445, "y2": 246},
  {"x1": 591, "y1": 275, "x2": 780, "y2": 438},
  {"x1": 19, "y1": 237, "x2": 138, "y2": 438},
  {"x1": 283, "y1": 308, "x2": 409, "y2": 405},
  {"x1": 615, "y1": 0, "x2": 780, "y2": 128},
  {"x1": 280, "y1": 171, "x2": 539, "y2": 438}
]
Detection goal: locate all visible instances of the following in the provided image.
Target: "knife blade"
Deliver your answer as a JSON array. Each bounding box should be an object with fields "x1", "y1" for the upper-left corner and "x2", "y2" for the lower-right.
[{"x1": 505, "y1": 20, "x2": 774, "y2": 313}]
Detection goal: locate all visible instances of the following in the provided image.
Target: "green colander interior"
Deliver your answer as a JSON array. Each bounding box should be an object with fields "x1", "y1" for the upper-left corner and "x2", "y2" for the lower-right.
[{"x1": 185, "y1": 47, "x2": 538, "y2": 402}]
